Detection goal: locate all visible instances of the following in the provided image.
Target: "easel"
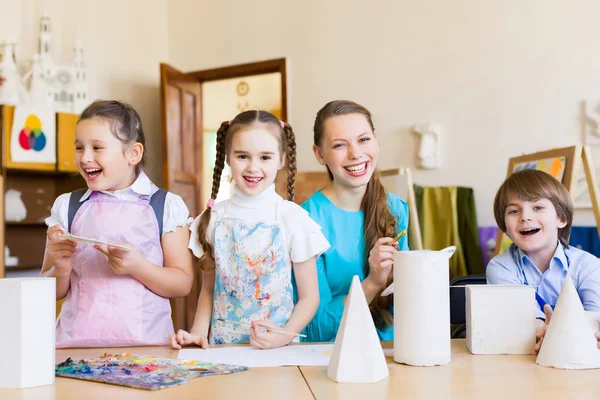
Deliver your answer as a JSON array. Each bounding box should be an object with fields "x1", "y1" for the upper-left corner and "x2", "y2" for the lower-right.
[
  {"x1": 494, "y1": 145, "x2": 600, "y2": 255},
  {"x1": 388, "y1": 167, "x2": 423, "y2": 250}
]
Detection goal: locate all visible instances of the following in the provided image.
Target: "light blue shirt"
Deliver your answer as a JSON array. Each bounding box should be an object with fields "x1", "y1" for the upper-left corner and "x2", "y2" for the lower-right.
[
  {"x1": 298, "y1": 190, "x2": 409, "y2": 342},
  {"x1": 486, "y1": 242, "x2": 600, "y2": 319}
]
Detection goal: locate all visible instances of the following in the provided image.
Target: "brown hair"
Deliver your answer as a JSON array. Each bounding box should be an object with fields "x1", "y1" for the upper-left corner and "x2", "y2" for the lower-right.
[
  {"x1": 197, "y1": 110, "x2": 297, "y2": 270},
  {"x1": 493, "y1": 169, "x2": 573, "y2": 248},
  {"x1": 78, "y1": 100, "x2": 146, "y2": 173},
  {"x1": 314, "y1": 100, "x2": 397, "y2": 330}
]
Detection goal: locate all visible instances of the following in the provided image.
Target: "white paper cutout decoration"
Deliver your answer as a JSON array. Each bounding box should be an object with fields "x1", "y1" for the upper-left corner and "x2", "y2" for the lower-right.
[
  {"x1": 328, "y1": 275, "x2": 388, "y2": 383},
  {"x1": 536, "y1": 273, "x2": 600, "y2": 369}
]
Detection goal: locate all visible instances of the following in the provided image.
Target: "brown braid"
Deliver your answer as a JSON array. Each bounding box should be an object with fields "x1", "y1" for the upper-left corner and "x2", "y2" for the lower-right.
[
  {"x1": 283, "y1": 123, "x2": 297, "y2": 201},
  {"x1": 197, "y1": 121, "x2": 229, "y2": 271}
]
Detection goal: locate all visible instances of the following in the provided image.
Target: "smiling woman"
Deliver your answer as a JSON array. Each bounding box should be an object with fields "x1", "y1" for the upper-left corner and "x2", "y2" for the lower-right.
[{"x1": 298, "y1": 100, "x2": 410, "y2": 342}]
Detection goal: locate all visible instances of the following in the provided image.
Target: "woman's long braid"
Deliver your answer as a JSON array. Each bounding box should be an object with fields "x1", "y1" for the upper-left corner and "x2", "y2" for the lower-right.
[{"x1": 283, "y1": 123, "x2": 297, "y2": 202}]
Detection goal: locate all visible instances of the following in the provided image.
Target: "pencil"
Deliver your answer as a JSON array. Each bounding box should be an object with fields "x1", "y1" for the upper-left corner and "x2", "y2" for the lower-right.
[
  {"x1": 217, "y1": 318, "x2": 307, "y2": 338},
  {"x1": 389, "y1": 229, "x2": 408, "y2": 246}
]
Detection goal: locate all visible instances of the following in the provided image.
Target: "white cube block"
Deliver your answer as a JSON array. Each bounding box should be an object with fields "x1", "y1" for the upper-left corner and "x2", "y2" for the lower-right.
[
  {"x1": 0, "y1": 278, "x2": 56, "y2": 388},
  {"x1": 466, "y1": 285, "x2": 536, "y2": 355}
]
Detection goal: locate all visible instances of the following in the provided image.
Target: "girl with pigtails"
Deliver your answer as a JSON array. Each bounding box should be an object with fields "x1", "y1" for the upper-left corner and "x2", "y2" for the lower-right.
[{"x1": 169, "y1": 110, "x2": 330, "y2": 350}]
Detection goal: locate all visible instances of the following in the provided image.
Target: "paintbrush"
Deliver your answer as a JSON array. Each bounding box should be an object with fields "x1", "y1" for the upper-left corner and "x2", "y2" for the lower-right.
[
  {"x1": 389, "y1": 229, "x2": 408, "y2": 246},
  {"x1": 217, "y1": 318, "x2": 307, "y2": 338}
]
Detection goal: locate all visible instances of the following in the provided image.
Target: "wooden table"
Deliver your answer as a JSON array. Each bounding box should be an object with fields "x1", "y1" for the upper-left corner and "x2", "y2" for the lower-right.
[
  {"x1": 301, "y1": 341, "x2": 600, "y2": 400},
  {"x1": 0, "y1": 346, "x2": 314, "y2": 400},
  {"x1": 3, "y1": 340, "x2": 600, "y2": 399}
]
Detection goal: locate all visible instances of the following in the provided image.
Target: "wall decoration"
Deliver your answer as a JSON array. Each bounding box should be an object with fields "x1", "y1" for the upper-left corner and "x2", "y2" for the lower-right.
[
  {"x1": 413, "y1": 122, "x2": 442, "y2": 170},
  {"x1": 10, "y1": 104, "x2": 56, "y2": 163}
]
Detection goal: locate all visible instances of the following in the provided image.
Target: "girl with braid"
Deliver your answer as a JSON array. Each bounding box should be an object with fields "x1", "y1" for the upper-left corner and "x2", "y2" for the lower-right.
[
  {"x1": 169, "y1": 110, "x2": 329, "y2": 350},
  {"x1": 300, "y1": 100, "x2": 409, "y2": 342}
]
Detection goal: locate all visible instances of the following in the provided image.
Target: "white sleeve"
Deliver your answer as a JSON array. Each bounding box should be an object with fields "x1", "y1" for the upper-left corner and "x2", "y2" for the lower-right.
[
  {"x1": 188, "y1": 209, "x2": 219, "y2": 259},
  {"x1": 162, "y1": 192, "x2": 193, "y2": 236},
  {"x1": 44, "y1": 192, "x2": 71, "y2": 231},
  {"x1": 283, "y1": 202, "x2": 331, "y2": 263}
]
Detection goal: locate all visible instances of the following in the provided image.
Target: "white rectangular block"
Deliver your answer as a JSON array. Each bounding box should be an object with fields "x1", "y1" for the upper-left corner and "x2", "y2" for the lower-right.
[
  {"x1": 466, "y1": 285, "x2": 536, "y2": 355},
  {"x1": 0, "y1": 278, "x2": 56, "y2": 388}
]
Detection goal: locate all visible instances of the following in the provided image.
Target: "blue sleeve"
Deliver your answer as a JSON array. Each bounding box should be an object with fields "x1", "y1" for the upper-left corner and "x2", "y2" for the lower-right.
[
  {"x1": 577, "y1": 256, "x2": 600, "y2": 313},
  {"x1": 300, "y1": 196, "x2": 345, "y2": 342},
  {"x1": 302, "y1": 255, "x2": 345, "y2": 342}
]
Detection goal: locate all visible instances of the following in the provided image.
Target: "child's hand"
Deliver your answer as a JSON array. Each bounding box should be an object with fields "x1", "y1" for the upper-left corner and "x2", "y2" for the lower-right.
[
  {"x1": 168, "y1": 330, "x2": 209, "y2": 350},
  {"x1": 249, "y1": 320, "x2": 294, "y2": 349},
  {"x1": 46, "y1": 225, "x2": 77, "y2": 275},
  {"x1": 366, "y1": 237, "x2": 397, "y2": 289},
  {"x1": 533, "y1": 304, "x2": 553, "y2": 355},
  {"x1": 94, "y1": 244, "x2": 144, "y2": 276}
]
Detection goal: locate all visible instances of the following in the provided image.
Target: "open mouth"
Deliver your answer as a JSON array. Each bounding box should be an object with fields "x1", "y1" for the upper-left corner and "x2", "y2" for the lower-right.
[
  {"x1": 84, "y1": 168, "x2": 102, "y2": 181},
  {"x1": 519, "y1": 228, "x2": 541, "y2": 236},
  {"x1": 343, "y1": 162, "x2": 368, "y2": 177},
  {"x1": 243, "y1": 176, "x2": 263, "y2": 188}
]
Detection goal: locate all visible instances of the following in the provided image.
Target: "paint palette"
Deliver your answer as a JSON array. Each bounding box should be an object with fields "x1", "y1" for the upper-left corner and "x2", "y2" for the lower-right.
[
  {"x1": 55, "y1": 353, "x2": 248, "y2": 391},
  {"x1": 60, "y1": 233, "x2": 130, "y2": 250}
]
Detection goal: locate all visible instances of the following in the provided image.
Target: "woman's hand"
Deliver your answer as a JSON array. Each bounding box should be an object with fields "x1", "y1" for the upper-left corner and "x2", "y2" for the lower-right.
[{"x1": 366, "y1": 237, "x2": 397, "y2": 289}]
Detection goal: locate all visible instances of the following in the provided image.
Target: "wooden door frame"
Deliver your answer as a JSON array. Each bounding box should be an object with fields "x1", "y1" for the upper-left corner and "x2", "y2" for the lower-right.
[{"x1": 189, "y1": 58, "x2": 288, "y2": 121}]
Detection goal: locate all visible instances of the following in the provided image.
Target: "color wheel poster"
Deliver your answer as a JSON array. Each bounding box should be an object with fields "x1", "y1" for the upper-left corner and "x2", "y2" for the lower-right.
[{"x1": 10, "y1": 105, "x2": 56, "y2": 163}]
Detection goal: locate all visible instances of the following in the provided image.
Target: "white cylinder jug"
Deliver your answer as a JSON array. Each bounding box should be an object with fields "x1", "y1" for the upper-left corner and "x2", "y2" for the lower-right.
[{"x1": 391, "y1": 247, "x2": 455, "y2": 366}]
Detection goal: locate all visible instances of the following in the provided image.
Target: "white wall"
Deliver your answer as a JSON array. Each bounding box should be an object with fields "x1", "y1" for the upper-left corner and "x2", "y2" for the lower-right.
[
  {"x1": 0, "y1": 0, "x2": 168, "y2": 182},
  {"x1": 167, "y1": 0, "x2": 600, "y2": 226}
]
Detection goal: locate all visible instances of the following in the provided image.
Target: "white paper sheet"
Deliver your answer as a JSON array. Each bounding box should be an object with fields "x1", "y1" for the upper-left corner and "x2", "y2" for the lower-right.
[{"x1": 178, "y1": 344, "x2": 334, "y2": 368}]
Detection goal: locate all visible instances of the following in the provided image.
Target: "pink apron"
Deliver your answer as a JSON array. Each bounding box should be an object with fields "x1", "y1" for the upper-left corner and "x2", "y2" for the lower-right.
[{"x1": 56, "y1": 187, "x2": 174, "y2": 348}]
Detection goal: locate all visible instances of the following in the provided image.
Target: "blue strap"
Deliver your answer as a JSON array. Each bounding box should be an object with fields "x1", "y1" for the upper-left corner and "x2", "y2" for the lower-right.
[
  {"x1": 149, "y1": 189, "x2": 168, "y2": 237},
  {"x1": 67, "y1": 188, "x2": 167, "y2": 236},
  {"x1": 67, "y1": 189, "x2": 88, "y2": 232}
]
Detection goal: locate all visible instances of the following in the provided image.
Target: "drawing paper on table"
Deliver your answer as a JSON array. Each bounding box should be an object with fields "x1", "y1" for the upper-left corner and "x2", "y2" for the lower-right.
[{"x1": 178, "y1": 344, "x2": 334, "y2": 368}]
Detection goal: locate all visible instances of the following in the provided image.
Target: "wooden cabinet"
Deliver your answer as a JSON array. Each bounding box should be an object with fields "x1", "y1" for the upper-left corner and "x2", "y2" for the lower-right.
[{"x1": 0, "y1": 105, "x2": 84, "y2": 278}]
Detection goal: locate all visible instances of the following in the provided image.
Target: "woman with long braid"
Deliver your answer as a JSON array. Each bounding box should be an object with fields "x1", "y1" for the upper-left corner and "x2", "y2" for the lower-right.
[{"x1": 169, "y1": 110, "x2": 329, "y2": 350}]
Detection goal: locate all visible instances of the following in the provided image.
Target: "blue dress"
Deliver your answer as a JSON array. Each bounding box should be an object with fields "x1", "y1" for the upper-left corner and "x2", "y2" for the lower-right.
[{"x1": 299, "y1": 190, "x2": 409, "y2": 341}]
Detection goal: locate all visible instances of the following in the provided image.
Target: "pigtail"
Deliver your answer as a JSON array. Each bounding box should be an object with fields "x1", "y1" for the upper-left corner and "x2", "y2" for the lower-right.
[
  {"x1": 283, "y1": 122, "x2": 297, "y2": 202},
  {"x1": 197, "y1": 121, "x2": 229, "y2": 271},
  {"x1": 361, "y1": 172, "x2": 397, "y2": 329}
]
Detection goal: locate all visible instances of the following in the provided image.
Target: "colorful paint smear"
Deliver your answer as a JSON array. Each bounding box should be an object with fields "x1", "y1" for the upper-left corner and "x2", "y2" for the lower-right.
[
  {"x1": 513, "y1": 156, "x2": 566, "y2": 182},
  {"x1": 55, "y1": 353, "x2": 247, "y2": 391}
]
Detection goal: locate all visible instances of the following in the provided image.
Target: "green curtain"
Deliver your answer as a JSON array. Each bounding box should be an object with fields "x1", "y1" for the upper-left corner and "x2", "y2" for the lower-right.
[{"x1": 411, "y1": 185, "x2": 484, "y2": 279}]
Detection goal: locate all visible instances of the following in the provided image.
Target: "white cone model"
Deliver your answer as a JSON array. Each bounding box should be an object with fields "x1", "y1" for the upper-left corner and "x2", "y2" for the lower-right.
[
  {"x1": 328, "y1": 275, "x2": 389, "y2": 383},
  {"x1": 536, "y1": 273, "x2": 600, "y2": 369}
]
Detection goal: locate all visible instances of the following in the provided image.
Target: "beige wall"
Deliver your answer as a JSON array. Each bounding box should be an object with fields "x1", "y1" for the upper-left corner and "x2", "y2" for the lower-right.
[
  {"x1": 0, "y1": 0, "x2": 168, "y2": 183},
  {"x1": 2, "y1": 1, "x2": 599, "y2": 226},
  {"x1": 167, "y1": 0, "x2": 600, "y2": 226}
]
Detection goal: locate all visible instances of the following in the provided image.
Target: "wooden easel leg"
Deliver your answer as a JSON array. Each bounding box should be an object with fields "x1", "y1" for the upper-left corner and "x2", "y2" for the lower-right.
[
  {"x1": 582, "y1": 146, "x2": 600, "y2": 239},
  {"x1": 401, "y1": 167, "x2": 423, "y2": 250}
]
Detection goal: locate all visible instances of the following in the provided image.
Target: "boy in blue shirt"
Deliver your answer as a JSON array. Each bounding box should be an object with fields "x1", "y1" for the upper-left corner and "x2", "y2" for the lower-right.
[{"x1": 486, "y1": 169, "x2": 600, "y2": 351}]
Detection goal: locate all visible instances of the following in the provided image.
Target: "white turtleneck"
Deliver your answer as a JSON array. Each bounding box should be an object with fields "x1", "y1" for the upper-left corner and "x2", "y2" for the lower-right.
[{"x1": 188, "y1": 184, "x2": 330, "y2": 264}]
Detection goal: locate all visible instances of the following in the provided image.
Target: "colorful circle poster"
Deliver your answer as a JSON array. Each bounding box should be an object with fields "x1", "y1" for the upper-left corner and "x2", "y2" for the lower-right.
[{"x1": 10, "y1": 105, "x2": 56, "y2": 164}]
